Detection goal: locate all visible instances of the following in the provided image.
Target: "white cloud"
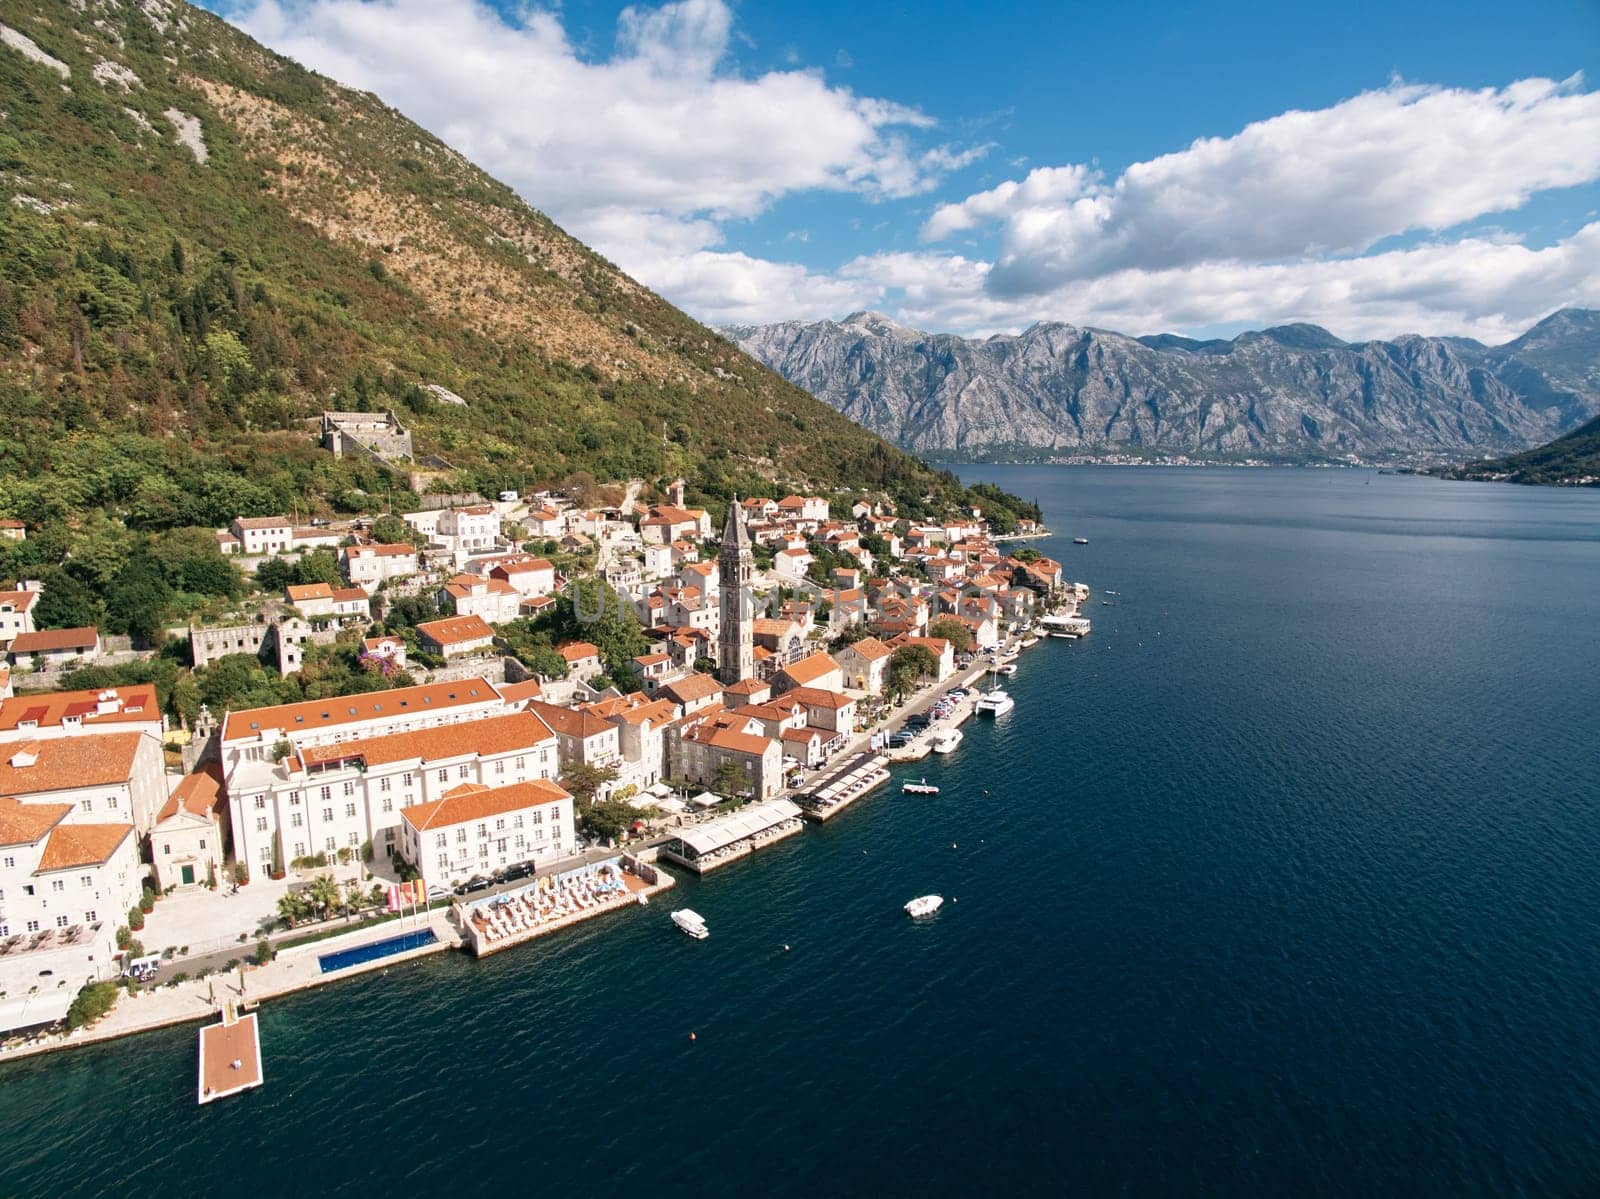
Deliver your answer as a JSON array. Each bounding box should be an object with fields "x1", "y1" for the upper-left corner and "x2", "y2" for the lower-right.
[
  {"x1": 923, "y1": 76, "x2": 1600, "y2": 300},
  {"x1": 844, "y1": 223, "x2": 1600, "y2": 343},
  {"x1": 227, "y1": 0, "x2": 969, "y2": 252}
]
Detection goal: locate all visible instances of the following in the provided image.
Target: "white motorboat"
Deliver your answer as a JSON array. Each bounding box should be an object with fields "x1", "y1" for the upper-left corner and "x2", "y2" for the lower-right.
[
  {"x1": 1073, "y1": 537, "x2": 1089, "y2": 545},
  {"x1": 997, "y1": 663, "x2": 1018, "y2": 677},
  {"x1": 902, "y1": 779, "x2": 940, "y2": 795},
  {"x1": 904, "y1": 895, "x2": 944, "y2": 918},
  {"x1": 931, "y1": 728, "x2": 963, "y2": 754},
  {"x1": 974, "y1": 689, "x2": 1015, "y2": 717},
  {"x1": 671, "y1": 909, "x2": 709, "y2": 939}
]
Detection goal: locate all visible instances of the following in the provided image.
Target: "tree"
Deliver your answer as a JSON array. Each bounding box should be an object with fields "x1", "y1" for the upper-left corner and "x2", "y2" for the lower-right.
[
  {"x1": 562, "y1": 763, "x2": 619, "y2": 805},
  {"x1": 1011, "y1": 547, "x2": 1042, "y2": 564},
  {"x1": 711, "y1": 758, "x2": 746, "y2": 798},
  {"x1": 276, "y1": 891, "x2": 310, "y2": 926},
  {"x1": 886, "y1": 644, "x2": 939, "y2": 700},
  {"x1": 371, "y1": 514, "x2": 422, "y2": 546},
  {"x1": 307, "y1": 873, "x2": 343, "y2": 920},
  {"x1": 32, "y1": 569, "x2": 104, "y2": 630},
  {"x1": 928, "y1": 617, "x2": 975, "y2": 653},
  {"x1": 581, "y1": 794, "x2": 638, "y2": 842}
]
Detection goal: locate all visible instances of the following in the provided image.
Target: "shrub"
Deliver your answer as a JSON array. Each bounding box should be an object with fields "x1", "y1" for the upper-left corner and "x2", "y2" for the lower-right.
[
  {"x1": 128, "y1": 906, "x2": 145, "y2": 931},
  {"x1": 65, "y1": 981, "x2": 121, "y2": 1030},
  {"x1": 115, "y1": 925, "x2": 132, "y2": 950},
  {"x1": 255, "y1": 938, "x2": 274, "y2": 966},
  {"x1": 233, "y1": 862, "x2": 249, "y2": 885}
]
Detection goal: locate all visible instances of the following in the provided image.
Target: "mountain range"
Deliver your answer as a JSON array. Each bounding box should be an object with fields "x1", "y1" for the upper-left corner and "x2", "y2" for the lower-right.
[
  {"x1": 0, "y1": 0, "x2": 997, "y2": 532},
  {"x1": 727, "y1": 309, "x2": 1600, "y2": 462}
]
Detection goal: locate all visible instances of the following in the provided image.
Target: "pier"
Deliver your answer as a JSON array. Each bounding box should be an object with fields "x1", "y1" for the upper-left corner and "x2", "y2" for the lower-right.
[
  {"x1": 197, "y1": 1002, "x2": 262, "y2": 1105},
  {"x1": 660, "y1": 798, "x2": 805, "y2": 873},
  {"x1": 795, "y1": 752, "x2": 891, "y2": 821}
]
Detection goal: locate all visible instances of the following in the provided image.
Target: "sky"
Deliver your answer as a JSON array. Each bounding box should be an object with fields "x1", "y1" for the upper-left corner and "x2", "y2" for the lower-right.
[{"x1": 205, "y1": 0, "x2": 1600, "y2": 342}]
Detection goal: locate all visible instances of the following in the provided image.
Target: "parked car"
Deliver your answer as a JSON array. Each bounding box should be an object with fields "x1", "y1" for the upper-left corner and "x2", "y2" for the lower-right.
[
  {"x1": 426, "y1": 885, "x2": 451, "y2": 902},
  {"x1": 453, "y1": 875, "x2": 493, "y2": 896},
  {"x1": 495, "y1": 862, "x2": 534, "y2": 884}
]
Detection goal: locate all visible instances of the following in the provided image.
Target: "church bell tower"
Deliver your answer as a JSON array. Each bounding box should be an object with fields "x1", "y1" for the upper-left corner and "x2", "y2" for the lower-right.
[{"x1": 718, "y1": 499, "x2": 755, "y2": 684}]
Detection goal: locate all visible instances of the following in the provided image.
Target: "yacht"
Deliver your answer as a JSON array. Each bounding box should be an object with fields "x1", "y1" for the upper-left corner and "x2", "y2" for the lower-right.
[
  {"x1": 975, "y1": 689, "x2": 1015, "y2": 717},
  {"x1": 904, "y1": 895, "x2": 944, "y2": 918},
  {"x1": 932, "y1": 728, "x2": 963, "y2": 754},
  {"x1": 671, "y1": 909, "x2": 709, "y2": 940},
  {"x1": 997, "y1": 663, "x2": 1018, "y2": 677},
  {"x1": 902, "y1": 779, "x2": 940, "y2": 795},
  {"x1": 1073, "y1": 537, "x2": 1089, "y2": 545}
]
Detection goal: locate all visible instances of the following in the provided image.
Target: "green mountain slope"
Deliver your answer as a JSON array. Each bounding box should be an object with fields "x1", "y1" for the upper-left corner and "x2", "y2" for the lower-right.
[
  {"x1": 0, "y1": 0, "x2": 1004, "y2": 532},
  {"x1": 1446, "y1": 413, "x2": 1600, "y2": 486}
]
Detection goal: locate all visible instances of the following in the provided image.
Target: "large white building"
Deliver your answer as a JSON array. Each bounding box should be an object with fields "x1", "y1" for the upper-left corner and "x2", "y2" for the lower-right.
[
  {"x1": 219, "y1": 680, "x2": 557, "y2": 873},
  {"x1": 0, "y1": 685, "x2": 165, "y2": 745},
  {"x1": 397, "y1": 779, "x2": 574, "y2": 890},
  {"x1": 0, "y1": 798, "x2": 141, "y2": 1029},
  {"x1": 342, "y1": 542, "x2": 421, "y2": 592},
  {"x1": 0, "y1": 731, "x2": 168, "y2": 837}
]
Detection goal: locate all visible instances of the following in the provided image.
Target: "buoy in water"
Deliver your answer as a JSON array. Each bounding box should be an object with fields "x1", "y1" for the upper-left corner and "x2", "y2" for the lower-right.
[
  {"x1": 689, "y1": 1032, "x2": 697, "y2": 1041},
  {"x1": 783, "y1": 944, "x2": 790, "y2": 952}
]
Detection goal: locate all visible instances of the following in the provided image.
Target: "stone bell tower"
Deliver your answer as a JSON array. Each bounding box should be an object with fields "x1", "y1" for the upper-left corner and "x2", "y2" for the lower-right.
[{"x1": 717, "y1": 499, "x2": 754, "y2": 684}]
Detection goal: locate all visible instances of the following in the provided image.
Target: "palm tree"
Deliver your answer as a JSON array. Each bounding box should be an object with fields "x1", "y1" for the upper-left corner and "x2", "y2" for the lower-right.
[
  {"x1": 308, "y1": 873, "x2": 343, "y2": 921},
  {"x1": 275, "y1": 892, "x2": 308, "y2": 927}
]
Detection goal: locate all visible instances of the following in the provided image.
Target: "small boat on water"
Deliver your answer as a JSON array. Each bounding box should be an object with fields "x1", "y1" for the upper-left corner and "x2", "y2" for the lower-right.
[
  {"x1": 671, "y1": 909, "x2": 709, "y2": 940},
  {"x1": 902, "y1": 779, "x2": 940, "y2": 795},
  {"x1": 975, "y1": 689, "x2": 1015, "y2": 717},
  {"x1": 1073, "y1": 537, "x2": 1089, "y2": 545},
  {"x1": 1021, "y1": 636, "x2": 1040, "y2": 648},
  {"x1": 904, "y1": 895, "x2": 944, "y2": 918},
  {"x1": 931, "y1": 728, "x2": 963, "y2": 754},
  {"x1": 997, "y1": 663, "x2": 1018, "y2": 677}
]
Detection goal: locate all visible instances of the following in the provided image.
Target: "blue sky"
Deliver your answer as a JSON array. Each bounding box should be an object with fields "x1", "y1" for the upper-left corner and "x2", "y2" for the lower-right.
[{"x1": 212, "y1": 0, "x2": 1600, "y2": 340}]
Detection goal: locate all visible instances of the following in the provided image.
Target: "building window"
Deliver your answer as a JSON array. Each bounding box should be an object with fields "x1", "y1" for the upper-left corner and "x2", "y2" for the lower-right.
[
  {"x1": 403, "y1": 773, "x2": 413, "y2": 787},
  {"x1": 254, "y1": 796, "x2": 266, "y2": 810},
  {"x1": 343, "y1": 782, "x2": 354, "y2": 797},
  {"x1": 290, "y1": 791, "x2": 302, "y2": 805},
  {"x1": 56, "y1": 915, "x2": 69, "y2": 928},
  {"x1": 324, "y1": 837, "x2": 336, "y2": 852},
  {"x1": 84, "y1": 910, "x2": 96, "y2": 923},
  {"x1": 345, "y1": 803, "x2": 357, "y2": 818},
  {"x1": 384, "y1": 828, "x2": 395, "y2": 842},
  {"x1": 437, "y1": 769, "x2": 448, "y2": 783},
  {"x1": 458, "y1": 764, "x2": 470, "y2": 779},
  {"x1": 323, "y1": 808, "x2": 334, "y2": 822},
  {"x1": 513, "y1": 815, "x2": 523, "y2": 829},
  {"x1": 294, "y1": 842, "x2": 306, "y2": 857},
  {"x1": 256, "y1": 817, "x2": 268, "y2": 832},
  {"x1": 381, "y1": 797, "x2": 393, "y2": 813},
  {"x1": 455, "y1": 829, "x2": 467, "y2": 844},
  {"x1": 348, "y1": 832, "x2": 359, "y2": 847},
  {"x1": 81, "y1": 799, "x2": 92, "y2": 813},
  {"x1": 80, "y1": 875, "x2": 92, "y2": 888},
  {"x1": 291, "y1": 813, "x2": 304, "y2": 828},
  {"x1": 320, "y1": 786, "x2": 332, "y2": 802},
  {"x1": 494, "y1": 818, "x2": 505, "y2": 832},
  {"x1": 437, "y1": 855, "x2": 449, "y2": 871},
  {"x1": 380, "y1": 777, "x2": 392, "y2": 792},
  {"x1": 51, "y1": 879, "x2": 64, "y2": 892},
  {"x1": 27, "y1": 920, "x2": 39, "y2": 933},
  {"x1": 434, "y1": 833, "x2": 446, "y2": 848},
  {"x1": 2, "y1": 856, "x2": 11, "y2": 868}
]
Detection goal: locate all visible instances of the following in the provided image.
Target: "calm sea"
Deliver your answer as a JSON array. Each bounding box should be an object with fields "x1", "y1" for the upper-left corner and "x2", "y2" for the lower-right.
[{"x1": 3, "y1": 467, "x2": 1598, "y2": 1197}]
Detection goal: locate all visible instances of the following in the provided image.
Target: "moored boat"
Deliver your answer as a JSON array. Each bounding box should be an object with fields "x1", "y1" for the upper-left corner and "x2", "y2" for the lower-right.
[
  {"x1": 974, "y1": 689, "x2": 1014, "y2": 716},
  {"x1": 671, "y1": 909, "x2": 709, "y2": 939},
  {"x1": 931, "y1": 728, "x2": 963, "y2": 754},
  {"x1": 1074, "y1": 537, "x2": 1089, "y2": 545},
  {"x1": 904, "y1": 895, "x2": 944, "y2": 918},
  {"x1": 902, "y1": 779, "x2": 940, "y2": 795}
]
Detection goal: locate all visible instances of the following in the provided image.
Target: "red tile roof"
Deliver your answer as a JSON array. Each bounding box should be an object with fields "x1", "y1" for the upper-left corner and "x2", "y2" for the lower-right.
[
  {"x1": 220, "y1": 679, "x2": 501, "y2": 744},
  {"x1": 159, "y1": 763, "x2": 224, "y2": 823},
  {"x1": 297, "y1": 710, "x2": 555, "y2": 772},
  {"x1": 0, "y1": 685, "x2": 159, "y2": 732},
  {"x1": 0, "y1": 733, "x2": 144, "y2": 794},
  {"x1": 37, "y1": 821, "x2": 133, "y2": 871},
  {"x1": 778, "y1": 652, "x2": 841, "y2": 686},
  {"x1": 400, "y1": 779, "x2": 569, "y2": 833},
  {"x1": 8, "y1": 626, "x2": 98, "y2": 654},
  {"x1": 0, "y1": 797, "x2": 71, "y2": 846},
  {"x1": 416, "y1": 614, "x2": 496, "y2": 646}
]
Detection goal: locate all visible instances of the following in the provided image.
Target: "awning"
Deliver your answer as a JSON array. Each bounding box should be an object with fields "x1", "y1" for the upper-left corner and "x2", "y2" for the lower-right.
[
  {"x1": 675, "y1": 798, "x2": 801, "y2": 856},
  {"x1": 0, "y1": 988, "x2": 75, "y2": 1035}
]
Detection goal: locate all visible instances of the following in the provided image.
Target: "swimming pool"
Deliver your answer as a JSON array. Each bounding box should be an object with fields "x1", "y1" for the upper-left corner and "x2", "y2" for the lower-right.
[{"x1": 317, "y1": 928, "x2": 439, "y2": 974}]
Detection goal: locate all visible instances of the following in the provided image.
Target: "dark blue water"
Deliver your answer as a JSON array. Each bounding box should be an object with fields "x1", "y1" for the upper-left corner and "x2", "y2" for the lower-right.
[
  {"x1": 317, "y1": 928, "x2": 438, "y2": 974},
  {"x1": 3, "y1": 468, "x2": 1598, "y2": 1197}
]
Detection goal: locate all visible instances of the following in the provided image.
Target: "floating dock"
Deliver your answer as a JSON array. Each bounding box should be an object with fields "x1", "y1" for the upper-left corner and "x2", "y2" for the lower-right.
[{"x1": 197, "y1": 1003, "x2": 262, "y2": 1105}]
